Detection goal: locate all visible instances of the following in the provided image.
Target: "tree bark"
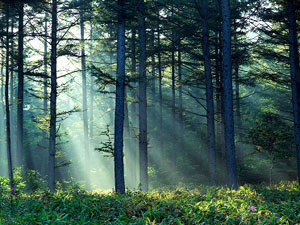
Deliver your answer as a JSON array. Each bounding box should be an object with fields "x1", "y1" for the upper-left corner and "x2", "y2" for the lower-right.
[
  {"x1": 0, "y1": 57, "x2": 5, "y2": 172},
  {"x1": 89, "y1": 23, "x2": 94, "y2": 141},
  {"x1": 138, "y1": 0, "x2": 148, "y2": 191},
  {"x1": 287, "y1": 0, "x2": 300, "y2": 187},
  {"x1": 17, "y1": 1, "x2": 24, "y2": 167},
  {"x1": 130, "y1": 27, "x2": 138, "y2": 187},
  {"x1": 5, "y1": 5, "x2": 15, "y2": 194},
  {"x1": 42, "y1": 14, "x2": 48, "y2": 177},
  {"x1": 157, "y1": 19, "x2": 163, "y2": 158},
  {"x1": 171, "y1": 29, "x2": 176, "y2": 171},
  {"x1": 80, "y1": 5, "x2": 90, "y2": 187},
  {"x1": 48, "y1": 0, "x2": 58, "y2": 192},
  {"x1": 178, "y1": 39, "x2": 184, "y2": 161},
  {"x1": 114, "y1": 0, "x2": 126, "y2": 194},
  {"x1": 234, "y1": 28, "x2": 241, "y2": 134},
  {"x1": 10, "y1": 18, "x2": 15, "y2": 160},
  {"x1": 151, "y1": 28, "x2": 156, "y2": 125},
  {"x1": 201, "y1": 0, "x2": 216, "y2": 186},
  {"x1": 44, "y1": 15, "x2": 48, "y2": 117},
  {"x1": 221, "y1": 0, "x2": 237, "y2": 189}
]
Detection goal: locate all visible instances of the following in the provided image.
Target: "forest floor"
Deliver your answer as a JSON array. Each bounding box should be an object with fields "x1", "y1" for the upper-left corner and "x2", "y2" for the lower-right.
[{"x1": 0, "y1": 181, "x2": 299, "y2": 224}]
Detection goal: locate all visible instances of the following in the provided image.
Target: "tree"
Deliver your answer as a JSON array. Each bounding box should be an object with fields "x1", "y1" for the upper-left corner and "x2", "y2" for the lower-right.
[
  {"x1": 114, "y1": 0, "x2": 126, "y2": 194},
  {"x1": 48, "y1": 0, "x2": 58, "y2": 192},
  {"x1": 4, "y1": 3, "x2": 15, "y2": 194},
  {"x1": 247, "y1": 112, "x2": 294, "y2": 185},
  {"x1": 17, "y1": 0, "x2": 24, "y2": 167},
  {"x1": 79, "y1": 0, "x2": 90, "y2": 187},
  {"x1": 199, "y1": 0, "x2": 216, "y2": 185},
  {"x1": 138, "y1": 0, "x2": 148, "y2": 191},
  {"x1": 287, "y1": 0, "x2": 300, "y2": 186},
  {"x1": 221, "y1": 0, "x2": 237, "y2": 189}
]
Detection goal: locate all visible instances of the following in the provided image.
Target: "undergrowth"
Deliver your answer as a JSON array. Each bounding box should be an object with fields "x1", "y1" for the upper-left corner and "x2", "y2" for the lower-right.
[{"x1": 0, "y1": 181, "x2": 300, "y2": 224}]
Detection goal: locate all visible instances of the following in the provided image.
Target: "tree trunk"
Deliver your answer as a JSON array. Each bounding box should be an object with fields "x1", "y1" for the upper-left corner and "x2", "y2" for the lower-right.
[
  {"x1": 234, "y1": 28, "x2": 241, "y2": 134},
  {"x1": 10, "y1": 18, "x2": 15, "y2": 162},
  {"x1": 17, "y1": 1, "x2": 24, "y2": 168},
  {"x1": 48, "y1": 0, "x2": 58, "y2": 192},
  {"x1": 233, "y1": 22, "x2": 242, "y2": 161},
  {"x1": 138, "y1": 0, "x2": 148, "y2": 191},
  {"x1": 157, "y1": 19, "x2": 163, "y2": 158},
  {"x1": 201, "y1": 0, "x2": 216, "y2": 186},
  {"x1": 89, "y1": 23, "x2": 94, "y2": 141},
  {"x1": 221, "y1": 0, "x2": 237, "y2": 189},
  {"x1": 42, "y1": 14, "x2": 48, "y2": 177},
  {"x1": 129, "y1": 27, "x2": 138, "y2": 188},
  {"x1": 0, "y1": 57, "x2": 5, "y2": 174},
  {"x1": 44, "y1": 16, "x2": 48, "y2": 117},
  {"x1": 178, "y1": 39, "x2": 184, "y2": 161},
  {"x1": 114, "y1": 0, "x2": 126, "y2": 194},
  {"x1": 287, "y1": 0, "x2": 300, "y2": 187},
  {"x1": 171, "y1": 30, "x2": 176, "y2": 171},
  {"x1": 150, "y1": 28, "x2": 156, "y2": 126},
  {"x1": 80, "y1": 6, "x2": 90, "y2": 187},
  {"x1": 5, "y1": 5, "x2": 15, "y2": 194}
]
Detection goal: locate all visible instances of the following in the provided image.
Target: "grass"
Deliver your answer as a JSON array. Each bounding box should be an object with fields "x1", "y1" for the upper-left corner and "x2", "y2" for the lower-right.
[{"x1": 0, "y1": 181, "x2": 300, "y2": 224}]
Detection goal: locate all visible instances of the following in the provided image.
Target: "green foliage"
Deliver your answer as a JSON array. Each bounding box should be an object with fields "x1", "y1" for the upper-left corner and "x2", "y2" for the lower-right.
[
  {"x1": 246, "y1": 111, "x2": 294, "y2": 160},
  {"x1": 1, "y1": 182, "x2": 300, "y2": 224},
  {"x1": 95, "y1": 125, "x2": 114, "y2": 157},
  {"x1": 0, "y1": 168, "x2": 26, "y2": 195}
]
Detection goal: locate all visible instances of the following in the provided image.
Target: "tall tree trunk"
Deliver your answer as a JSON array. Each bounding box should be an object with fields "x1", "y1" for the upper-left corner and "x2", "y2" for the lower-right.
[
  {"x1": 201, "y1": 0, "x2": 216, "y2": 186},
  {"x1": 157, "y1": 19, "x2": 163, "y2": 158},
  {"x1": 44, "y1": 16, "x2": 48, "y2": 116},
  {"x1": 221, "y1": 0, "x2": 237, "y2": 189},
  {"x1": 114, "y1": 0, "x2": 126, "y2": 194},
  {"x1": 5, "y1": 5, "x2": 15, "y2": 194},
  {"x1": 0, "y1": 57, "x2": 5, "y2": 172},
  {"x1": 89, "y1": 23, "x2": 94, "y2": 141},
  {"x1": 150, "y1": 29, "x2": 156, "y2": 125},
  {"x1": 233, "y1": 22, "x2": 242, "y2": 162},
  {"x1": 178, "y1": 39, "x2": 184, "y2": 161},
  {"x1": 218, "y1": 29, "x2": 225, "y2": 162},
  {"x1": 80, "y1": 6, "x2": 90, "y2": 187},
  {"x1": 171, "y1": 29, "x2": 176, "y2": 171},
  {"x1": 130, "y1": 27, "x2": 138, "y2": 187},
  {"x1": 234, "y1": 27, "x2": 241, "y2": 134},
  {"x1": 17, "y1": 1, "x2": 24, "y2": 167},
  {"x1": 42, "y1": 14, "x2": 48, "y2": 177},
  {"x1": 48, "y1": 0, "x2": 58, "y2": 192},
  {"x1": 138, "y1": 0, "x2": 148, "y2": 191},
  {"x1": 287, "y1": 0, "x2": 300, "y2": 187},
  {"x1": 123, "y1": 87, "x2": 130, "y2": 177},
  {"x1": 109, "y1": 29, "x2": 115, "y2": 124},
  {"x1": 10, "y1": 17, "x2": 15, "y2": 164},
  {"x1": 215, "y1": 31, "x2": 222, "y2": 152}
]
